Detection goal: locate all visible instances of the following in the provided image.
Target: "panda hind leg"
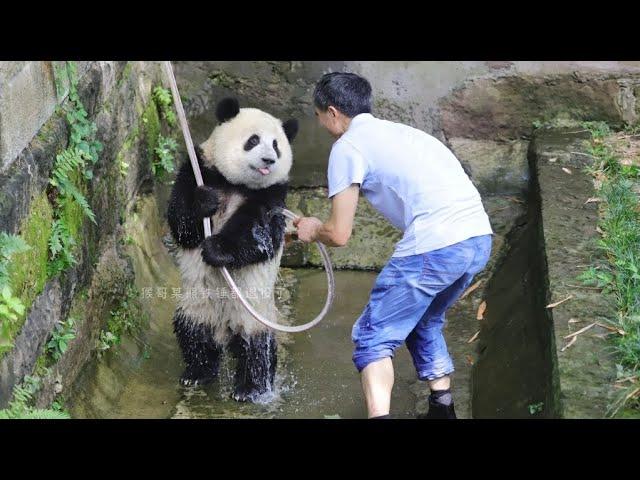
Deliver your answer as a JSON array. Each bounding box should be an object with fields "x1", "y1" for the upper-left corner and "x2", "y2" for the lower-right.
[
  {"x1": 229, "y1": 331, "x2": 277, "y2": 402},
  {"x1": 173, "y1": 310, "x2": 222, "y2": 387}
]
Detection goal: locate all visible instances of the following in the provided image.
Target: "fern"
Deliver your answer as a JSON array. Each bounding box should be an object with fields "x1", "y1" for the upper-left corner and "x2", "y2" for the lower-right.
[
  {"x1": 0, "y1": 281, "x2": 27, "y2": 353},
  {"x1": 47, "y1": 219, "x2": 76, "y2": 277},
  {"x1": 15, "y1": 409, "x2": 70, "y2": 419},
  {"x1": 0, "y1": 378, "x2": 71, "y2": 420},
  {"x1": 152, "y1": 86, "x2": 177, "y2": 127},
  {"x1": 0, "y1": 285, "x2": 26, "y2": 321},
  {"x1": 0, "y1": 409, "x2": 71, "y2": 419},
  {"x1": 0, "y1": 235, "x2": 27, "y2": 351},
  {"x1": 44, "y1": 61, "x2": 102, "y2": 278},
  {"x1": 66, "y1": 186, "x2": 95, "y2": 224},
  {"x1": 50, "y1": 148, "x2": 85, "y2": 185},
  {"x1": 0, "y1": 233, "x2": 31, "y2": 261},
  {"x1": 49, "y1": 149, "x2": 96, "y2": 224},
  {"x1": 0, "y1": 233, "x2": 31, "y2": 287}
]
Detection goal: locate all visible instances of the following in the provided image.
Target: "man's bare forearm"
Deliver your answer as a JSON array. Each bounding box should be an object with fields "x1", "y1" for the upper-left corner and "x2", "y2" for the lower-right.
[
  {"x1": 316, "y1": 220, "x2": 348, "y2": 247},
  {"x1": 294, "y1": 185, "x2": 359, "y2": 247}
]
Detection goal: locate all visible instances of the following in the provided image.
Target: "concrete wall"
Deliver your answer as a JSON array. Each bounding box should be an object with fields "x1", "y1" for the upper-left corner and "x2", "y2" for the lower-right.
[
  {"x1": 171, "y1": 61, "x2": 640, "y2": 269},
  {"x1": 174, "y1": 61, "x2": 640, "y2": 196}
]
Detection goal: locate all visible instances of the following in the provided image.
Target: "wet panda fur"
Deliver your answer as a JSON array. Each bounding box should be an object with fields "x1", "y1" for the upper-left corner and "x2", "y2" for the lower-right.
[{"x1": 166, "y1": 97, "x2": 298, "y2": 402}]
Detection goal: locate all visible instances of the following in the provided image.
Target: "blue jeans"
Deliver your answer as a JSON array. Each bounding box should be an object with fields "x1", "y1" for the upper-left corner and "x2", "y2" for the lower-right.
[{"x1": 352, "y1": 234, "x2": 492, "y2": 380}]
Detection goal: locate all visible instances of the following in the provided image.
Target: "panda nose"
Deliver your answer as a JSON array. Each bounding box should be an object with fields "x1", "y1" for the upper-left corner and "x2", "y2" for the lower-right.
[{"x1": 262, "y1": 158, "x2": 276, "y2": 165}]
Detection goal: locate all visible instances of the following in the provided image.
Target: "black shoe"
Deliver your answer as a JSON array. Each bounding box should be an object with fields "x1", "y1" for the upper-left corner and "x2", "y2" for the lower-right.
[{"x1": 419, "y1": 396, "x2": 457, "y2": 419}]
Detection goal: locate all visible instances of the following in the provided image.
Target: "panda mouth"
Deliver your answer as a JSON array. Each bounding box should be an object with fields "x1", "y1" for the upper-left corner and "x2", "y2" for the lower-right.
[{"x1": 253, "y1": 166, "x2": 271, "y2": 176}]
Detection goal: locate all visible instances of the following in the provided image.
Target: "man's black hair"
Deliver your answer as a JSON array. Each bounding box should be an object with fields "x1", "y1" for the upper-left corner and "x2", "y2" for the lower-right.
[{"x1": 313, "y1": 72, "x2": 372, "y2": 118}]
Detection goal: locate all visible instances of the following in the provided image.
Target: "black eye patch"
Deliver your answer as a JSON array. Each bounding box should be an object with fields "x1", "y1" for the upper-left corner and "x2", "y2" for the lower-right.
[
  {"x1": 244, "y1": 134, "x2": 260, "y2": 151},
  {"x1": 273, "y1": 139, "x2": 281, "y2": 158}
]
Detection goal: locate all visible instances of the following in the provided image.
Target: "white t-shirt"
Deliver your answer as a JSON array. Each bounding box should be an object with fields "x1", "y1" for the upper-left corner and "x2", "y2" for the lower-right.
[{"x1": 327, "y1": 113, "x2": 493, "y2": 257}]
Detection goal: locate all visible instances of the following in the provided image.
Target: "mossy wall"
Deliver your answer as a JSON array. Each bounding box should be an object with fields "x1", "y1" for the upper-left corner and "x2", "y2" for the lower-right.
[{"x1": 0, "y1": 61, "x2": 174, "y2": 408}]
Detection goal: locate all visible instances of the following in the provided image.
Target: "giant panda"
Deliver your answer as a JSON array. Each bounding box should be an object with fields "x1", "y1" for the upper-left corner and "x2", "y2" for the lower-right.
[{"x1": 166, "y1": 97, "x2": 298, "y2": 402}]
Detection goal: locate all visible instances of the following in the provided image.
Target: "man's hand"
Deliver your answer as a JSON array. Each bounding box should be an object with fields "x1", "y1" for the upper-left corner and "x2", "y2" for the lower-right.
[
  {"x1": 293, "y1": 216, "x2": 323, "y2": 243},
  {"x1": 292, "y1": 184, "x2": 360, "y2": 247}
]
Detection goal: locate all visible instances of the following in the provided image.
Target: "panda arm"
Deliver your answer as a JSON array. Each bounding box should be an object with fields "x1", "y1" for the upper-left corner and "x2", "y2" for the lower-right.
[
  {"x1": 200, "y1": 204, "x2": 275, "y2": 268},
  {"x1": 167, "y1": 161, "x2": 220, "y2": 249},
  {"x1": 201, "y1": 185, "x2": 287, "y2": 268}
]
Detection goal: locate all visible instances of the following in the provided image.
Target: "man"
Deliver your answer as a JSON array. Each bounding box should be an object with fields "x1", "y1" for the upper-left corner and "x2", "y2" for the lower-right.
[{"x1": 294, "y1": 72, "x2": 493, "y2": 419}]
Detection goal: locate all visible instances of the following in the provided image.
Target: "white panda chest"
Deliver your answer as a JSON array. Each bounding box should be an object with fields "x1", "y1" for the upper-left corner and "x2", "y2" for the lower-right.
[{"x1": 211, "y1": 190, "x2": 246, "y2": 235}]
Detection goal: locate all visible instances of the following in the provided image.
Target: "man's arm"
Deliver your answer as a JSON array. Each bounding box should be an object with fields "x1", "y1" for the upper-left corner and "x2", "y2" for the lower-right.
[{"x1": 294, "y1": 184, "x2": 359, "y2": 247}]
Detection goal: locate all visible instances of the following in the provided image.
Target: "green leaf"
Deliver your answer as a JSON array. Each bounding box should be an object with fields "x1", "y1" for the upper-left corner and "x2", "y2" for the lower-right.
[
  {"x1": 24, "y1": 409, "x2": 71, "y2": 419},
  {"x1": 0, "y1": 233, "x2": 31, "y2": 259},
  {"x1": 8, "y1": 299, "x2": 25, "y2": 316},
  {"x1": 1, "y1": 285, "x2": 12, "y2": 301}
]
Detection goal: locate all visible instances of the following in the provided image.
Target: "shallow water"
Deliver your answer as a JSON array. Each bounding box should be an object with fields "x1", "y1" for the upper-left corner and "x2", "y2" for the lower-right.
[
  {"x1": 68, "y1": 193, "x2": 483, "y2": 419},
  {"x1": 69, "y1": 267, "x2": 421, "y2": 419}
]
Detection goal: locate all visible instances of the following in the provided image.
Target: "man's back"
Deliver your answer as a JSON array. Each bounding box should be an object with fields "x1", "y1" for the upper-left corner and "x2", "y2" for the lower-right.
[{"x1": 328, "y1": 113, "x2": 493, "y2": 256}]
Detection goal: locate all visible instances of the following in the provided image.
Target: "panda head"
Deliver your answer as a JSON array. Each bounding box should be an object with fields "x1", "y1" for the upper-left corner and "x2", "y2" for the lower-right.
[{"x1": 199, "y1": 97, "x2": 299, "y2": 190}]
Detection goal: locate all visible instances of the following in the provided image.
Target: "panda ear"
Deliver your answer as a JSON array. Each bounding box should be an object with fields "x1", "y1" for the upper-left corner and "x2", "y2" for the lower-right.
[
  {"x1": 216, "y1": 97, "x2": 240, "y2": 123},
  {"x1": 282, "y1": 119, "x2": 299, "y2": 142}
]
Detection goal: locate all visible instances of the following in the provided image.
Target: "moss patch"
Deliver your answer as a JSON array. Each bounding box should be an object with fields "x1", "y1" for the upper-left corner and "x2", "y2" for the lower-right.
[
  {"x1": 96, "y1": 283, "x2": 148, "y2": 357},
  {"x1": 59, "y1": 169, "x2": 87, "y2": 241},
  {"x1": 208, "y1": 70, "x2": 238, "y2": 89},
  {"x1": 142, "y1": 100, "x2": 161, "y2": 157},
  {"x1": 116, "y1": 125, "x2": 140, "y2": 177},
  {"x1": 7, "y1": 193, "x2": 53, "y2": 320},
  {"x1": 116, "y1": 62, "x2": 133, "y2": 90},
  {"x1": 0, "y1": 193, "x2": 54, "y2": 360}
]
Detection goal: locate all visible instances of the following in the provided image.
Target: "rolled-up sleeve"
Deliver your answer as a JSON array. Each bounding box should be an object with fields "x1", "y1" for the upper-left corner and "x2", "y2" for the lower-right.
[{"x1": 327, "y1": 140, "x2": 368, "y2": 198}]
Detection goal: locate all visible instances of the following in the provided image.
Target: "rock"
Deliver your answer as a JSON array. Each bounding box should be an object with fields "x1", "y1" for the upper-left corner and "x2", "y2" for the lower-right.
[
  {"x1": 0, "y1": 62, "x2": 58, "y2": 173},
  {"x1": 473, "y1": 127, "x2": 618, "y2": 418},
  {"x1": 0, "y1": 280, "x2": 63, "y2": 408},
  {"x1": 532, "y1": 129, "x2": 617, "y2": 418},
  {"x1": 440, "y1": 75, "x2": 629, "y2": 140},
  {"x1": 449, "y1": 138, "x2": 529, "y2": 195},
  {"x1": 34, "y1": 237, "x2": 134, "y2": 409},
  {"x1": 0, "y1": 116, "x2": 67, "y2": 235}
]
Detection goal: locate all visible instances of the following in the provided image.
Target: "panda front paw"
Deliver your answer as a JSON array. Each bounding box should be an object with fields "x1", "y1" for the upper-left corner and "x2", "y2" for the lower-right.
[
  {"x1": 201, "y1": 236, "x2": 235, "y2": 267},
  {"x1": 194, "y1": 185, "x2": 220, "y2": 218}
]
